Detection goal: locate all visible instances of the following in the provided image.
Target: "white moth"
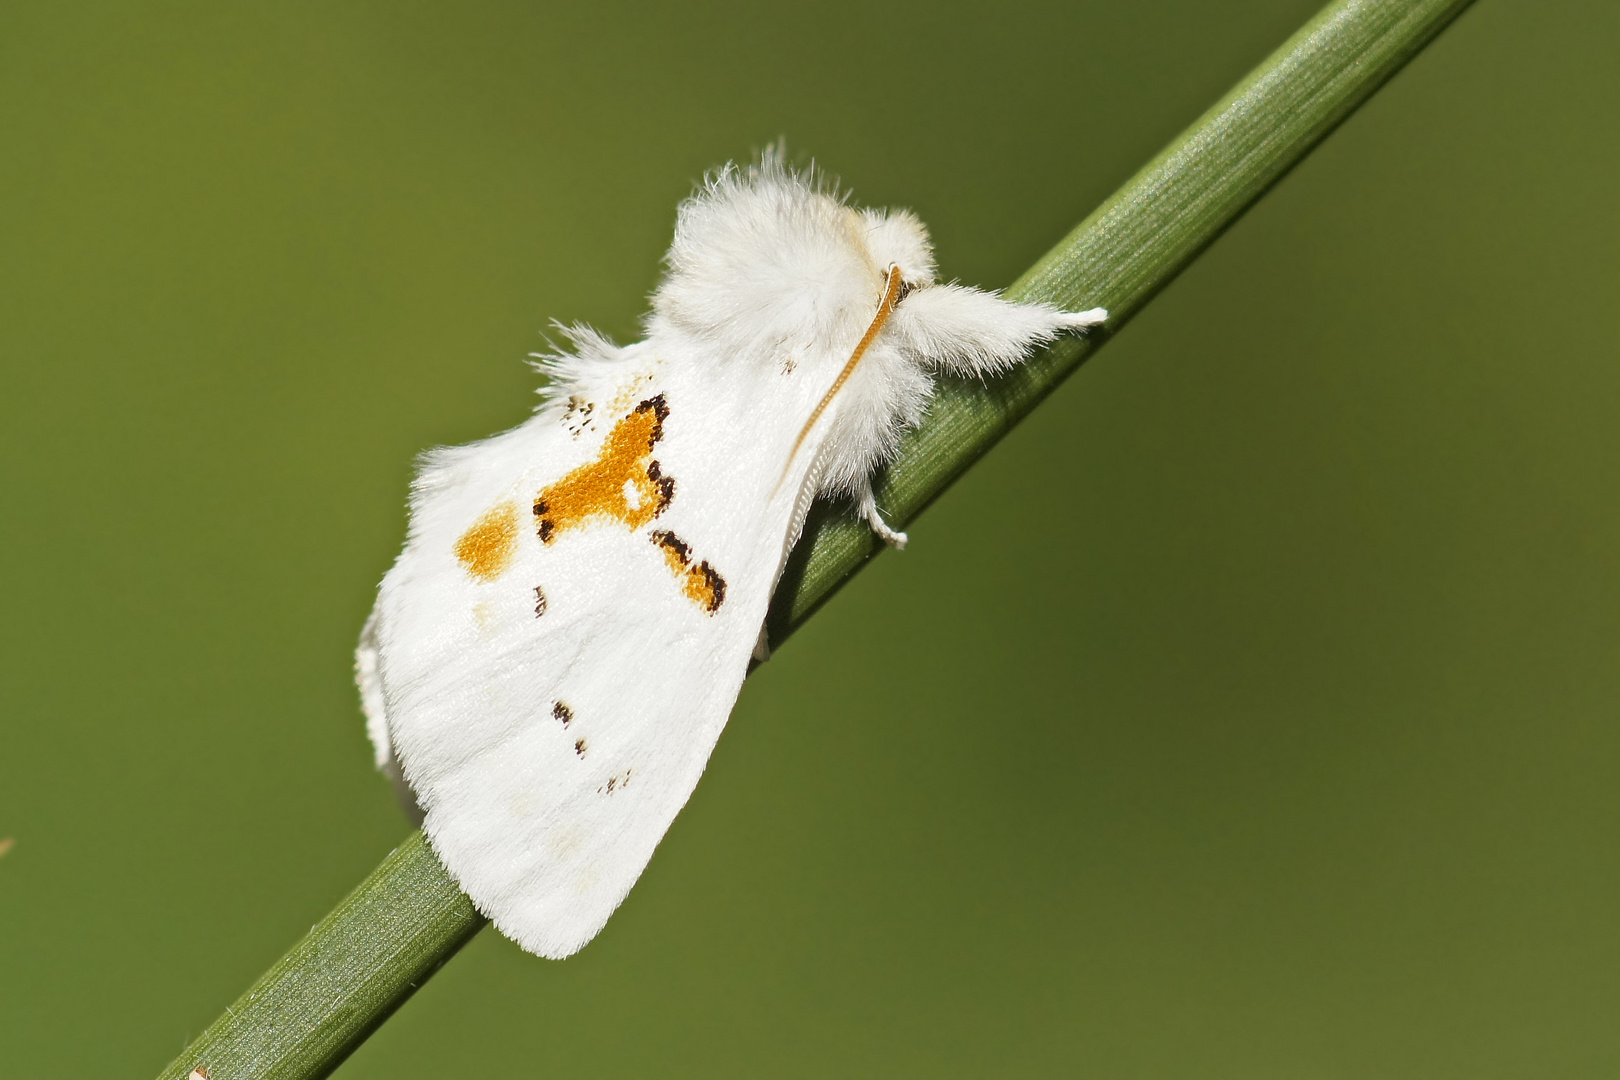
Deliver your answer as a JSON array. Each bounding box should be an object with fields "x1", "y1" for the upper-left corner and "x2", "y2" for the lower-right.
[{"x1": 358, "y1": 154, "x2": 1105, "y2": 959}]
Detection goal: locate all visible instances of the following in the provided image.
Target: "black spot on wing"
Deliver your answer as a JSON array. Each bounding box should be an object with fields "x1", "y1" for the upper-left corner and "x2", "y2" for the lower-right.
[
  {"x1": 646, "y1": 459, "x2": 676, "y2": 514},
  {"x1": 562, "y1": 395, "x2": 596, "y2": 437},
  {"x1": 635, "y1": 393, "x2": 670, "y2": 446}
]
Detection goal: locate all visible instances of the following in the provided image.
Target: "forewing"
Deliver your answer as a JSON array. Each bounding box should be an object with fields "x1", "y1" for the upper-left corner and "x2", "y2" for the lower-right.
[{"x1": 372, "y1": 361, "x2": 798, "y2": 959}]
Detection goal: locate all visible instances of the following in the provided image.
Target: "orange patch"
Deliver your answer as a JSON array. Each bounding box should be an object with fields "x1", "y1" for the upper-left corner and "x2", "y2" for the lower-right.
[
  {"x1": 651, "y1": 530, "x2": 727, "y2": 614},
  {"x1": 652, "y1": 529, "x2": 692, "y2": 576},
  {"x1": 681, "y1": 562, "x2": 726, "y2": 613},
  {"x1": 454, "y1": 500, "x2": 519, "y2": 581},
  {"x1": 534, "y1": 396, "x2": 675, "y2": 543},
  {"x1": 529, "y1": 394, "x2": 728, "y2": 612}
]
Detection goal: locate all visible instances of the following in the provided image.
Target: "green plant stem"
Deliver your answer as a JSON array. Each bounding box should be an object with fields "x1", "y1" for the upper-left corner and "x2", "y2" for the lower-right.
[
  {"x1": 156, "y1": 1, "x2": 1476, "y2": 1076},
  {"x1": 161, "y1": 834, "x2": 484, "y2": 1080},
  {"x1": 766, "y1": 0, "x2": 1476, "y2": 640}
]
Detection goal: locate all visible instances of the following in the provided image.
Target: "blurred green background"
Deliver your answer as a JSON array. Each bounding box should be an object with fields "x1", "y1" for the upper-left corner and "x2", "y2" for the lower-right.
[{"x1": 2, "y1": 0, "x2": 1618, "y2": 1075}]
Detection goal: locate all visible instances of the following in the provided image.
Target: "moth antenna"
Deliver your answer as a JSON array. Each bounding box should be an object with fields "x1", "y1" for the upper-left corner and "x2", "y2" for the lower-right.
[{"x1": 775, "y1": 264, "x2": 904, "y2": 495}]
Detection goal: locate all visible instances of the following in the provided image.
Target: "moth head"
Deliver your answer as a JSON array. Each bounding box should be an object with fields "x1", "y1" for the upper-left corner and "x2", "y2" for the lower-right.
[
  {"x1": 649, "y1": 157, "x2": 938, "y2": 359},
  {"x1": 858, "y1": 208, "x2": 936, "y2": 292}
]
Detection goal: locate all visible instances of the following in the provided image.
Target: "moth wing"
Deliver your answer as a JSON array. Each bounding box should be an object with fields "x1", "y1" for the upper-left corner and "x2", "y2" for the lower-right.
[
  {"x1": 355, "y1": 605, "x2": 389, "y2": 769},
  {"x1": 370, "y1": 354, "x2": 807, "y2": 959}
]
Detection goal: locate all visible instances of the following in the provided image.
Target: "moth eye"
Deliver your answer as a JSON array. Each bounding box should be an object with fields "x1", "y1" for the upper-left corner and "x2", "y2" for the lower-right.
[{"x1": 896, "y1": 279, "x2": 915, "y2": 303}]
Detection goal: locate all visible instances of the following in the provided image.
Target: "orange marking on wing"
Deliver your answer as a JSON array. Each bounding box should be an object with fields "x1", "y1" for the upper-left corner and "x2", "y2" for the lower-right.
[
  {"x1": 454, "y1": 500, "x2": 520, "y2": 581},
  {"x1": 681, "y1": 561, "x2": 726, "y2": 613},
  {"x1": 534, "y1": 396, "x2": 675, "y2": 543},
  {"x1": 650, "y1": 529, "x2": 727, "y2": 614}
]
